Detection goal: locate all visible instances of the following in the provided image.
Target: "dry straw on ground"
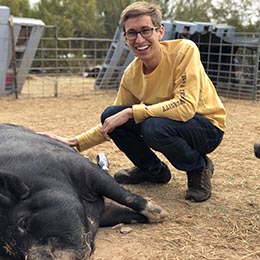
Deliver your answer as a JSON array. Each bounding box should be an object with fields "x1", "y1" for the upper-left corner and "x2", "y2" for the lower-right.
[{"x1": 0, "y1": 77, "x2": 259, "y2": 260}]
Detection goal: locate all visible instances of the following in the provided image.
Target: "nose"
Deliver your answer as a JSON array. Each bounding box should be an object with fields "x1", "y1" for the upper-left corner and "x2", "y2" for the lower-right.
[{"x1": 135, "y1": 32, "x2": 145, "y2": 43}]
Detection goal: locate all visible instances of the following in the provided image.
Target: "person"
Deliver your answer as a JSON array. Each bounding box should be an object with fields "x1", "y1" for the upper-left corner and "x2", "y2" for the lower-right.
[{"x1": 42, "y1": 1, "x2": 226, "y2": 203}]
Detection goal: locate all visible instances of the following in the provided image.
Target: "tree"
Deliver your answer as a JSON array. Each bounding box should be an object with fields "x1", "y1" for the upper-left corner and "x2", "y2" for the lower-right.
[
  {"x1": 96, "y1": 0, "x2": 131, "y2": 38},
  {"x1": 1, "y1": 0, "x2": 259, "y2": 37},
  {"x1": 168, "y1": 0, "x2": 213, "y2": 22},
  {"x1": 0, "y1": 0, "x2": 32, "y2": 17},
  {"x1": 32, "y1": 0, "x2": 104, "y2": 38},
  {"x1": 211, "y1": 0, "x2": 260, "y2": 32},
  {"x1": 95, "y1": 0, "x2": 176, "y2": 38},
  {"x1": 31, "y1": 0, "x2": 72, "y2": 37},
  {"x1": 64, "y1": 0, "x2": 104, "y2": 38}
]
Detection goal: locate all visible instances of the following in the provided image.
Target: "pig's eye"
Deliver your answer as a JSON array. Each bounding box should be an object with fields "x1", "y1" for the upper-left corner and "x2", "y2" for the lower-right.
[{"x1": 17, "y1": 216, "x2": 30, "y2": 235}]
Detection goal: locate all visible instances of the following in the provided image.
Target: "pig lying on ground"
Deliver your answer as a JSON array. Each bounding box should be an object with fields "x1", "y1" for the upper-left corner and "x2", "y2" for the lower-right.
[{"x1": 0, "y1": 124, "x2": 167, "y2": 260}]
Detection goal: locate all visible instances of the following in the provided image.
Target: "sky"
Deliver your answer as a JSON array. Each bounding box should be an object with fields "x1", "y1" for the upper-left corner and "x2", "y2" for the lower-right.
[{"x1": 29, "y1": 0, "x2": 40, "y2": 7}]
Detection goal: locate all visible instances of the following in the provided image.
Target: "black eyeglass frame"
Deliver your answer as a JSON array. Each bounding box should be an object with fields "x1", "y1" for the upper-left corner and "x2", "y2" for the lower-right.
[{"x1": 124, "y1": 26, "x2": 160, "y2": 41}]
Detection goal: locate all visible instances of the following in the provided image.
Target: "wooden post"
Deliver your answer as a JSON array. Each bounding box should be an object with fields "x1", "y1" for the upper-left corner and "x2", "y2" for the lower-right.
[{"x1": 9, "y1": 15, "x2": 18, "y2": 99}]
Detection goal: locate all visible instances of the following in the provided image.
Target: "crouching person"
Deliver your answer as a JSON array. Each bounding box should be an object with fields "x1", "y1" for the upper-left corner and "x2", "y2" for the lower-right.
[{"x1": 42, "y1": 2, "x2": 226, "y2": 203}]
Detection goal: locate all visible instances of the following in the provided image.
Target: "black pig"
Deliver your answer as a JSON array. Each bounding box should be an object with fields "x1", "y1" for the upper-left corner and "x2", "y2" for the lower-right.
[{"x1": 0, "y1": 124, "x2": 167, "y2": 260}]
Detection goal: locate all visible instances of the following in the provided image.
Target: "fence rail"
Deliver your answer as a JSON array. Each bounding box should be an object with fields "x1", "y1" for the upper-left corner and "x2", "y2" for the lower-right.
[
  {"x1": 2, "y1": 24, "x2": 260, "y2": 101},
  {"x1": 94, "y1": 27, "x2": 260, "y2": 102}
]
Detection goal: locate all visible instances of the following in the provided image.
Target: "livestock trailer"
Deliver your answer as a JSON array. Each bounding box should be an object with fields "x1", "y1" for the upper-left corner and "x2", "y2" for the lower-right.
[
  {"x1": 95, "y1": 21, "x2": 260, "y2": 101},
  {"x1": 0, "y1": 6, "x2": 45, "y2": 95}
]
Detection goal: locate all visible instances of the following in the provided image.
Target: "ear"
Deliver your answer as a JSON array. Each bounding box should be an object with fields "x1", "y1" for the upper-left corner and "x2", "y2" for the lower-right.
[
  {"x1": 0, "y1": 172, "x2": 29, "y2": 208},
  {"x1": 158, "y1": 24, "x2": 165, "y2": 41}
]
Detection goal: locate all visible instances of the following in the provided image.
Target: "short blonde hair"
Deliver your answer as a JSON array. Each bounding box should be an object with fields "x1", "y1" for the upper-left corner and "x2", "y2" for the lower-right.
[{"x1": 120, "y1": 1, "x2": 162, "y2": 31}]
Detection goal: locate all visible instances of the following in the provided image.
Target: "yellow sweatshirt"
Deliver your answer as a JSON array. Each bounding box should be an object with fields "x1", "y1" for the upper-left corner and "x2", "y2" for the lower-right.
[{"x1": 76, "y1": 39, "x2": 226, "y2": 151}]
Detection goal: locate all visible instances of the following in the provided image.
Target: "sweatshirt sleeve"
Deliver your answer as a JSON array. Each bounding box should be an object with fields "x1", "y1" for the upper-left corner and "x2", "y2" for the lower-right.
[
  {"x1": 132, "y1": 41, "x2": 202, "y2": 124},
  {"x1": 74, "y1": 63, "x2": 141, "y2": 152},
  {"x1": 75, "y1": 124, "x2": 106, "y2": 151}
]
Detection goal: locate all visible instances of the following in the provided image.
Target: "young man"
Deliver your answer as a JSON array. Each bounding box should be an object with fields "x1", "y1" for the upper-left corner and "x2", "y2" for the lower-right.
[{"x1": 44, "y1": 2, "x2": 226, "y2": 202}]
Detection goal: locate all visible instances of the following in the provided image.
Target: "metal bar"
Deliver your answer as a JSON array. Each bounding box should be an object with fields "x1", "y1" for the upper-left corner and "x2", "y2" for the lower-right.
[{"x1": 9, "y1": 15, "x2": 18, "y2": 99}]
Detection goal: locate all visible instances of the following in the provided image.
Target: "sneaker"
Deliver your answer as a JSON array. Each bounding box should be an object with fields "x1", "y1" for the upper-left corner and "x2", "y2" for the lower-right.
[
  {"x1": 114, "y1": 162, "x2": 171, "y2": 184},
  {"x1": 185, "y1": 156, "x2": 214, "y2": 202}
]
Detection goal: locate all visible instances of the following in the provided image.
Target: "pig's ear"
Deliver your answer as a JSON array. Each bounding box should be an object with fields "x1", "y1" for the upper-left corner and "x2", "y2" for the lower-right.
[{"x1": 0, "y1": 172, "x2": 29, "y2": 208}]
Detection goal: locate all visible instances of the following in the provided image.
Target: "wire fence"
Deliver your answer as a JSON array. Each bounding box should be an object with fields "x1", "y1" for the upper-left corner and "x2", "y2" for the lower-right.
[
  {"x1": 2, "y1": 24, "x2": 260, "y2": 101},
  {"x1": 1, "y1": 24, "x2": 114, "y2": 98},
  {"x1": 95, "y1": 26, "x2": 260, "y2": 102}
]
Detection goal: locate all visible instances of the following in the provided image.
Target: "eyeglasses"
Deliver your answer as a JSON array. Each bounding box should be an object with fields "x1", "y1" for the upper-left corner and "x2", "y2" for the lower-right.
[{"x1": 124, "y1": 26, "x2": 159, "y2": 41}]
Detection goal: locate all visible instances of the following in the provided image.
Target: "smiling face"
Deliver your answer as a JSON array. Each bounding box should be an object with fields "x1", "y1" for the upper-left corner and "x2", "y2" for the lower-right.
[{"x1": 124, "y1": 14, "x2": 164, "y2": 73}]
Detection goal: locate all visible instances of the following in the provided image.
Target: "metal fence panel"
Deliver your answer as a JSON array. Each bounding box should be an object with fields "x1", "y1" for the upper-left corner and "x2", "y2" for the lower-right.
[{"x1": 1, "y1": 22, "x2": 260, "y2": 101}]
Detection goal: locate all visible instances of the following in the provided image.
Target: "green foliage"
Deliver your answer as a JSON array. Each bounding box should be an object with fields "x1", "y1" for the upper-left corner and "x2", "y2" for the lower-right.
[
  {"x1": 95, "y1": 0, "x2": 129, "y2": 38},
  {"x1": 0, "y1": 0, "x2": 32, "y2": 17},
  {"x1": 1, "y1": 0, "x2": 259, "y2": 36},
  {"x1": 211, "y1": 0, "x2": 260, "y2": 32},
  {"x1": 31, "y1": 0, "x2": 104, "y2": 38},
  {"x1": 171, "y1": 0, "x2": 213, "y2": 22}
]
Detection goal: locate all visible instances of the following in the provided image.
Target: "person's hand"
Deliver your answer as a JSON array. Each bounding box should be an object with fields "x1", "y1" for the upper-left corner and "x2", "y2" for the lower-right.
[
  {"x1": 38, "y1": 132, "x2": 78, "y2": 147},
  {"x1": 101, "y1": 108, "x2": 133, "y2": 140}
]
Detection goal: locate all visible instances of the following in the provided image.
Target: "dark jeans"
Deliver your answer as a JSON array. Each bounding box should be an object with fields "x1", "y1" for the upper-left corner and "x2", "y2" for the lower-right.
[{"x1": 101, "y1": 105, "x2": 224, "y2": 172}]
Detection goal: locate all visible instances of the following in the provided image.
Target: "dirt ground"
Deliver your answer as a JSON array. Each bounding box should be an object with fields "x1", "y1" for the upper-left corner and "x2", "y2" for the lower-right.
[{"x1": 0, "y1": 77, "x2": 259, "y2": 260}]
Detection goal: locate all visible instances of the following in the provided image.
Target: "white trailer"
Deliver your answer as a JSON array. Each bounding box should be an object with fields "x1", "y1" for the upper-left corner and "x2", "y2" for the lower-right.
[{"x1": 0, "y1": 6, "x2": 45, "y2": 95}]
